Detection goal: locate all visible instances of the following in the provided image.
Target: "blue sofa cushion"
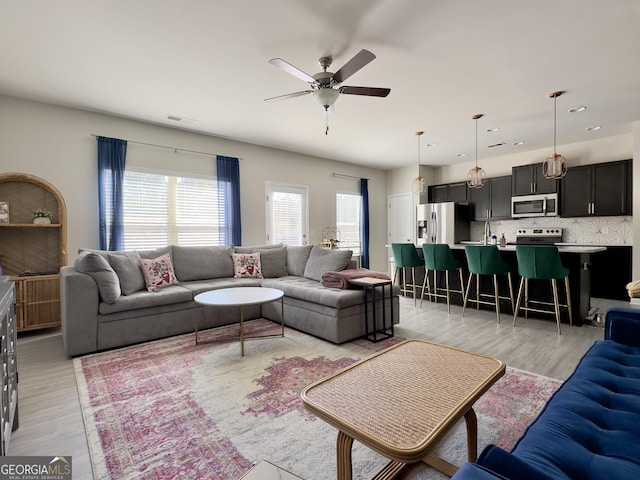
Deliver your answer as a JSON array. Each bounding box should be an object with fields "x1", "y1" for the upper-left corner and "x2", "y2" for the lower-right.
[
  {"x1": 507, "y1": 340, "x2": 640, "y2": 479},
  {"x1": 476, "y1": 445, "x2": 555, "y2": 480}
]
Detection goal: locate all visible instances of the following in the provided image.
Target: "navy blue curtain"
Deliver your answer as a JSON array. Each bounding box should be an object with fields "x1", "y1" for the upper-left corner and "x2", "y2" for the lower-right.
[
  {"x1": 360, "y1": 178, "x2": 370, "y2": 269},
  {"x1": 216, "y1": 155, "x2": 242, "y2": 246},
  {"x1": 97, "y1": 136, "x2": 127, "y2": 251}
]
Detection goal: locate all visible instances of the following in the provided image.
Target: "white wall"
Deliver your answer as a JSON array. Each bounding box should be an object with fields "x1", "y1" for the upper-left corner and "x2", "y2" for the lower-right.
[{"x1": 0, "y1": 96, "x2": 390, "y2": 271}]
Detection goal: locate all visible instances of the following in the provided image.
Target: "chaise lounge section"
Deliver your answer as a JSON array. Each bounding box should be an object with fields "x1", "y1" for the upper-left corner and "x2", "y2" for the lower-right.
[
  {"x1": 60, "y1": 244, "x2": 399, "y2": 356},
  {"x1": 452, "y1": 305, "x2": 640, "y2": 479}
]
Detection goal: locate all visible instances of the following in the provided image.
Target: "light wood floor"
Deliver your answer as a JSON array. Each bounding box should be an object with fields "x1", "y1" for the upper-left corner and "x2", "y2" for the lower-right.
[{"x1": 9, "y1": 296, "x2": 617, "y2": 478}]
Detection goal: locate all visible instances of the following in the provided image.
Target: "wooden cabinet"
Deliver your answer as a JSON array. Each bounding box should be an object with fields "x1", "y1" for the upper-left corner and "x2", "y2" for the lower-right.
[
  {"x1": 469, "y1": 176, "x2": 512, "y2": 220},
  {"x1": 0, "y1": 280, "x2": 18, "y2": 454},
  {"x1": 428, "y1": 181, "x2": 468, "y2": 203},
  {"x1": 560, "y1": 160, "x2": 632, "y2": 217},
  {"x1": 0, "y1": 173, "x2": 67, "y2": 331},
  {"x1": 512, "y1": 163, "x2": 558, "y2": 196}
]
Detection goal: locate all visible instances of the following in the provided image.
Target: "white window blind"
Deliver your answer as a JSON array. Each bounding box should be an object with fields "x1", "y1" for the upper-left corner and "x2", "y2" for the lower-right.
[
  {"x1": 265, "y1": 182, "x2": 308, "y2": 246},
  {"x1": 122, "y1": 169, "x2": 223, "y2": 250},
  {"x1": 336, "y1": 192, "x2": 361, "y2": 255}
]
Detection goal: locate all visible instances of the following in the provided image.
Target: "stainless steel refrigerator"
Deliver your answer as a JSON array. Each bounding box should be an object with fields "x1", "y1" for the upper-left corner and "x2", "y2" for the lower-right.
[{"x1": 416, "y1": 202, "x2": 470, "y2": 246}]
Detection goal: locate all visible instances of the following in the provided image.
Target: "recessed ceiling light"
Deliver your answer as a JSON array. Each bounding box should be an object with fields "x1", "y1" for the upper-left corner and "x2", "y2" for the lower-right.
[
  {"x1": 457, "y1": 153, "x2": 466, "y2": 157},
  {"x1": 568, "y1": 106, "x2": 587, "y2": 113},
  {"x1": 487, "y1": 142, "x2": 506, "y2": 148},
  {"x1": 165, "y1": 114, "x2": 198, "y2": 124},
  {"x1": 486, "y1": 127, "x2": 500, "y2": 133},
  {"x1": 586, "y1": 125, "x2": 602, "y2": 131},
  {"x1": 426, "y1": 143, "x2": 437, "y2": 147},
  {"x1": 512, "y1": 141, "x2": 526, "y2": 146}
]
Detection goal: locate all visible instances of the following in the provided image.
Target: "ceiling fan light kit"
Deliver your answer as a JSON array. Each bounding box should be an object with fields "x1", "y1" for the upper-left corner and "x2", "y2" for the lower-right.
[
  {"x1": 543, "y1": 90, "x2": 568, "y2": 179},
  {"x1": 265, "y1": 49, "x2": 390, "y2": 134},
  {"x1": 467, "y1": 114, "x2": 487, "y2": 189}
]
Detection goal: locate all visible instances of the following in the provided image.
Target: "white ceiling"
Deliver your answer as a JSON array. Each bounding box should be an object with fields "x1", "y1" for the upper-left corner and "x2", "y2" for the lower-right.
[{"x1": 2, "y1": 0, "x2": 640, "y2": 170}]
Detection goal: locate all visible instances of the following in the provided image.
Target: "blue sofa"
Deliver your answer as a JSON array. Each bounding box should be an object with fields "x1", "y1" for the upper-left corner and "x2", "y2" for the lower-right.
[{"x1": 452, "y1": 306, "x2": 640, "y2": 480}]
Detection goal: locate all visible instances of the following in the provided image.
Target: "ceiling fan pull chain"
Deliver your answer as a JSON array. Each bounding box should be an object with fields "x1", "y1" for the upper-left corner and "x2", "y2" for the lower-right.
[{"x1": 325, "y1": 109, "x2": 329, "y2": 135}]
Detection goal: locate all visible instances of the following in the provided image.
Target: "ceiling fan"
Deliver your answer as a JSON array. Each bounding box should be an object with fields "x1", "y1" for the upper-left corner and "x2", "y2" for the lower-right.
[{"x1": 265, "y1": 49, "x2": 390, "y2": 133}]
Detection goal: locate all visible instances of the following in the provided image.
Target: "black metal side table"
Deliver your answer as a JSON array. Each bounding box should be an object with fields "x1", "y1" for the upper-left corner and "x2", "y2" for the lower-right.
[{"x1": 350, "y1": 277, "x2": 394, "y2": 342}]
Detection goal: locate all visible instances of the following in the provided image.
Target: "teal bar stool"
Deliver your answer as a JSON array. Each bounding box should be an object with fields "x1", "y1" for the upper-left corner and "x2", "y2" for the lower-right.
[
  {"x1": 420, "y1": 244, "x2": 465, "y2": 313},
  {"x1": 391, "y1": 243, "x2": 423, "y2": 306},
  {"x1": 513, "y1": 245, "x2": 573, "y2": 335},
  {"x1": 462, "y1": 245, "x2": 515, "y2": 323}
]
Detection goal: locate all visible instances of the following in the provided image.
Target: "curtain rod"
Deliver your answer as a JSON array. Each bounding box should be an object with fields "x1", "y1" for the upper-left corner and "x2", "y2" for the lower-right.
[
  {"x1": 332, "y1": 172, "x2": 369, "y2": 181},
  {"x1": 90, "y1": 133, "x2": 224, "y2": 159}
]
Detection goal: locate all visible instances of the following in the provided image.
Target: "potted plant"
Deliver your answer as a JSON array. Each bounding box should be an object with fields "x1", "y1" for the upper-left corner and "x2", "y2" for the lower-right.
[{"x1": 33, "y1": 208, "x2": 53, "y2": 224}]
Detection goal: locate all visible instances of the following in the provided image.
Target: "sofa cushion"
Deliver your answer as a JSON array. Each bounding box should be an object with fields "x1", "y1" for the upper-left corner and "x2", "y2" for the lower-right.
[
  {"x1": 74, "y1": 251, "x2": 121, "y2": 304},
  {"x1": 233, "y1": 245, "x2": 288, "y2": 278},
  {"x1": 140, "y1": 252, "x2": 179, "y2": 291},
  {"x1": 286, "y1": 245, "x2": 313, "y2": 276},
  {"x1": 303, "y1": 246, "x2": 353, "y2": 281},
  {"x1": 232, "y1": 252, "x2": 263, "y2": 278},
  {"x1": 171, "y1": 245, "x2": 234, "y2": 281},
  {"x1": 107, "y1": 251, "x2": 146, "y2": 295},
  {"x1": 262, "y1": 276, "x2": 364, "y2": 309},
  {"x1": 98, "y1": 285, "x2": 192, "y2": 315}
]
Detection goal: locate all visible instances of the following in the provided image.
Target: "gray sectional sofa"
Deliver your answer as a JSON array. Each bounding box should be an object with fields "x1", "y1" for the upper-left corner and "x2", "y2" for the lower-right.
[{"x1": 60, "y1": 244, "x2": 399, "y2": 356}]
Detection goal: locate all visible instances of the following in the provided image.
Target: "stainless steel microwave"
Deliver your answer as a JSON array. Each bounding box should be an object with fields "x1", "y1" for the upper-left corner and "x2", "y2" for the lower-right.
[{"x1": 511, "y1": 193, "x2": 559, "y2": 218}]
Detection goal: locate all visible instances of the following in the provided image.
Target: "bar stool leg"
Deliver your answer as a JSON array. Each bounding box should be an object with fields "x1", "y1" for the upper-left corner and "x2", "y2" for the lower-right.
[
  {"x1": 551, "y1": 278, "x2": 562, "y2": 335},
  {"x1": 524, "y1": 278, "x2": 529, "y2": 319},
  {"x1": 493, "y1": 274, "x2": 500, "y2": 323},
  {"x1": 445, "y1": 270, "x2": 451, "y2": 313},
  {"x1": 507, "y1": 272, "x2": 515, "y2": 313},
  {"x1": 513, "y1": 277, "x2": 525, "y2": 326},
  {"x1": 462, "y1": 273, "x2": 474, "y2": 316},
  {"x1": 565, "y1": 276, "x2": 573, "y2": 326},
  {"x1": 420, "y1": 269, "x2": 432, "y2": 308},
  {"x1": 412, "y1": 267, "x2": 417, "y2": 307},
  {"x1": 475, "y1": 274, "x2": 480, "y2": 310}
]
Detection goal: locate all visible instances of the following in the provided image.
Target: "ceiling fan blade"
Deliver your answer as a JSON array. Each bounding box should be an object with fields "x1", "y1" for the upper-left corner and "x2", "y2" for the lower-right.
[
  {"x1": 332, "y1": 49, "x2": 376, "y2": 83},
  {"x1": 269, "y1": 58, "x2": 316, "y2": 84},
  {"x1": 264, "y1": 90, "x2": 313, "y2": 102},
  {"x1": 340, "y1": 86, "x2": 390, "y2": 97}
]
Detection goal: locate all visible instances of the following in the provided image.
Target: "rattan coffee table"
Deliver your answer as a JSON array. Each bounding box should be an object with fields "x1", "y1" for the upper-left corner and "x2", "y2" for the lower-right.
[{"x1": 301, "y1": 339, "x2": 505, "y2": 479}]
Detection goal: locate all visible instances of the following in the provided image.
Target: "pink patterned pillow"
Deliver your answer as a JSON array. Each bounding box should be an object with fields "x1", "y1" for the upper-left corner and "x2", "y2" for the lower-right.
[
  {"x1": 232, "y1": 252, "x2": 263, "y2": 278},
  {"x1": 140, "y1": 253, "x2": 179, "y2": 291}
]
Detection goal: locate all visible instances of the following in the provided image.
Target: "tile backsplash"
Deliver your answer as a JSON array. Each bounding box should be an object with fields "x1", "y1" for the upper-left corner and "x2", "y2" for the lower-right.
[{"x1": 471, "y1": 216, "x2": 633, "y2": 246}]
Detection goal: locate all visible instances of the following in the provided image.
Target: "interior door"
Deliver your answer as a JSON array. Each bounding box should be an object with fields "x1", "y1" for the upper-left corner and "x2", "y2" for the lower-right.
[{"x1": 388, "y1": 193, "x2": 414, "y2": 245}]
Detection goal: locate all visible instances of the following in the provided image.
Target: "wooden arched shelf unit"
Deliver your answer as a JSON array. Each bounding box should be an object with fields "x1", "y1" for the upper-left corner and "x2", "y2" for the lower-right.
[{"x1": 0, "y1": 173, "x2": 67, "y2": 331}]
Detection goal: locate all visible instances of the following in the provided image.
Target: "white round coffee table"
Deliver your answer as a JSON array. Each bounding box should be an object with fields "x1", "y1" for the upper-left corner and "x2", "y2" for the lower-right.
[{"x1": 194, "y1": 287, "x2": 285, "y2": 355}]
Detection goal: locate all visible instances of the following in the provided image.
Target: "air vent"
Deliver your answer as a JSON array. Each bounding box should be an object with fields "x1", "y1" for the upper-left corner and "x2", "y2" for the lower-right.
[
  {"x1": 487, "y1": 142, "x2": 506, "y2": 148},
  {"x1": 165, "y1": 115, "x2": 197, "y2": 124}
]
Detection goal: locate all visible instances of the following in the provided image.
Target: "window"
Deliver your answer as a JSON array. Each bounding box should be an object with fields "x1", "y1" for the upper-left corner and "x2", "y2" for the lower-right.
[
  {"x1": 265, "y1": 182, "x2": 308, "y2": 246},
  {"x1": 336, "y1": 192, "x2": 361, "y2": 256},
  {"x1": 122, "y1": 169, "x2": 223, "y2": 250}
]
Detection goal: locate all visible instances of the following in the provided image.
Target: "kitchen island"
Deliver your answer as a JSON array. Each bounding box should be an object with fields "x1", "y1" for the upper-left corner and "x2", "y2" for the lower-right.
[{"x1": 413, "y1": 244, "x2": 607, "y2": 326}]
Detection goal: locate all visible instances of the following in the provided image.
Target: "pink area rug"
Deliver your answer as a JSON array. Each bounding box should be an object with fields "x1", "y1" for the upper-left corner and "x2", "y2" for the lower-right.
[{"x1": 74, "y1": 320, "x2": 561, "y2": 480}]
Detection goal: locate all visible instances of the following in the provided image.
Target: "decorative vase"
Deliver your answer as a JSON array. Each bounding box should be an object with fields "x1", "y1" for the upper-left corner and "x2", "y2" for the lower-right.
[{"x1": 33, "y1": 217, "x2": 51, "y2": 224}]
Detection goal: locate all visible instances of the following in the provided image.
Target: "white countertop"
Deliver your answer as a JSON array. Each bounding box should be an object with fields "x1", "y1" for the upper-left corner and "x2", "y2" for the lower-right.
[{"x1": 453, "y1": 243, "x2": 607, "y2": 254}]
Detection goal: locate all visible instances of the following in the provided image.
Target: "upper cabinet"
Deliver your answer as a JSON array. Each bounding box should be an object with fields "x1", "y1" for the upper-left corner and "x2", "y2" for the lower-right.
[
  {"x1": 428, "y1": 181, "x2": 468, "y2": 203},
  {"x1": 560, "y1": 159, "x2": 632, "y2": 217},
  {"x1": 512, "y1": 163, "x2": 558, "y2": 196},
  {"x1": 469, "y1": 176, "x2": 512, "y2": 220}
]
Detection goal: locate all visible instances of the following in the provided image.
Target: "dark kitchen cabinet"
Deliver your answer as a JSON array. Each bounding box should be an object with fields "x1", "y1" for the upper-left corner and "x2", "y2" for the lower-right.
[
  {"x1": 512, "y1": 163, "x2": 558, "y2": 196},
  {"x1": 469, "y1": 176, "x2": 512, "y2": 220},
  {"x1": 428, "y1": 181, "x2": 468, "y2": 203},
  {"x1": 560, "y1": 159, "x2": 631, "y2": 217}
]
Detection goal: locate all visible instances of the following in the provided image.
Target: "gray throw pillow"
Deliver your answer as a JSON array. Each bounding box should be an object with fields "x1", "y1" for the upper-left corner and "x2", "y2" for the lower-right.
[
  {"x1": 171, "y1": 245, "x2": 234, "y2": 281},
  {"x1": 74, "y1": 251, "x2": 121, "y2": 304},
  {"x1": 256, "y1": 247, "x2": 288, "y2": 278},
  {"x1": 234, "y1": 243, "x2": 283, "y2": 254},
  {"x1": 286, "y1": 245, "x2": 313, "y2": 276},
  {"x1": 107, "y1": 251, "x2": 146, "y2": 295},
  {"x1": 303, "y1": 246, "x2": 353, "y2": 281}
]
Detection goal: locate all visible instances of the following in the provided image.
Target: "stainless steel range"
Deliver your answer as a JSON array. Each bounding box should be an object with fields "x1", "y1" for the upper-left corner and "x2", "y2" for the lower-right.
[{"x1": 514, "y1": 227, "x2": 563, "y2": 245}]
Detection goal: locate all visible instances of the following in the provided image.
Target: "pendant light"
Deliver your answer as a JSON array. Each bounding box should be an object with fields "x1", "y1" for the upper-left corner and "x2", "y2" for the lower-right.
[
  {"x1": 467, "y1": 114, "x2": 486, "y2": 189},
  {"x1": 412, "y1": 131, "x2": 427, "y2": 195},
  {"x1": 543, "y1": 91, "x2": 567, "y2": 179}
]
